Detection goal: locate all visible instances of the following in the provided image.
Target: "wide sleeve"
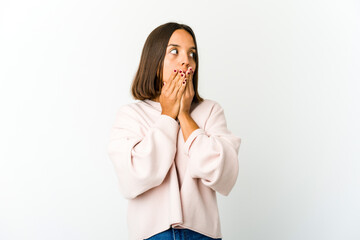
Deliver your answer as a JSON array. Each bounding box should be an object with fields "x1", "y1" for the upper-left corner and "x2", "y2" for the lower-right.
[
  {"x1": 107, "y1": 106, "x2": 179, "y2": 200},
  {"x1": 183, "y1": 102, "x2": 241, "y2": 196}
]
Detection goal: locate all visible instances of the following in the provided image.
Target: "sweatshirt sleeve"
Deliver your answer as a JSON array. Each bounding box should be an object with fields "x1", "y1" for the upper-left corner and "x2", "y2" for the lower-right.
[
  {"x1": 107, "y1": 106, "x2": 179, "y2": 200},
  {"x1": 183, "y1": 102, "x2": 241, "y2": 196}
]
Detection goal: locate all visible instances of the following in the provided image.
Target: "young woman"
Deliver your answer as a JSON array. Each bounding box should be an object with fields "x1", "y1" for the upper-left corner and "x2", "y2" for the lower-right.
[{"x1": 107, "y1": 22, "x2": 241, "y2": 240}]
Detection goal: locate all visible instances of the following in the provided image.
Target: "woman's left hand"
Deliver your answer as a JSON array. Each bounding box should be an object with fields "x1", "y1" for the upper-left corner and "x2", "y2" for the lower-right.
[{"x1": 179, "y1": 66, "x2": 195, "y2": 116}]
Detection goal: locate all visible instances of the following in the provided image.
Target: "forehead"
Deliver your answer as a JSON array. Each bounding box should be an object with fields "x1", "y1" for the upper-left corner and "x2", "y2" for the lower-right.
[{"x1": 167, "y1": 29, "x2": 195, "y2": 47}]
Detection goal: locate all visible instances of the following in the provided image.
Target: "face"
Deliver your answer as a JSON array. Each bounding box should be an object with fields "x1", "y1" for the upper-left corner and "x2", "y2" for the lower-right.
[{"x1": 162, "y1": 29, "x2": 197, "y2": 83}]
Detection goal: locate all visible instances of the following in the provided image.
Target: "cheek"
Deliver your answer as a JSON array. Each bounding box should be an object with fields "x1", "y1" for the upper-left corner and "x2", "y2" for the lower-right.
[
  {"x1": 162, "y1": 71, "x2": 170, "y2": 83},
  {"x1": 162, "y1": 68, "x2": 172, "y2": 83},
  {"x1": 190, "y1": 59, "x2": 196, "y2": 71},
  {"x1": 162, "y1": 58, "x2": 174, "y2": 82}
]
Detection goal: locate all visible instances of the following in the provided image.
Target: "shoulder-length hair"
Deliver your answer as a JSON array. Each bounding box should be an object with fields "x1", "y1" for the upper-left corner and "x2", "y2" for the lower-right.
[{"x1": 131, "y1": 22, "x2": 203, "y2": 104}]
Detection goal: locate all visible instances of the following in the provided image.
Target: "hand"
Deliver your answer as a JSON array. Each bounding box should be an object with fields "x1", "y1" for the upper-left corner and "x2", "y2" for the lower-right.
[
  {"x1": 179, "y1": 67, "x2": 195, "y2": 117},
  {"x1": 159, "y1": 68, "x2": 187, "y2": 119}
]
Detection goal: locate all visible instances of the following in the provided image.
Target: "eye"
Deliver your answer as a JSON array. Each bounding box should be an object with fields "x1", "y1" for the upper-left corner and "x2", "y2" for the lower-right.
[
  {"x1": 190, "y1": 52, "x2": 196, "y2": 58},
  {"x1": 170, "y1": 49, "x2": 178, "y2": 54}
]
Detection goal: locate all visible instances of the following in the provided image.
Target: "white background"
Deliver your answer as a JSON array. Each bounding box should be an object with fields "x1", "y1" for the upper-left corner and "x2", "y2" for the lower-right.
[{"x1": 1, "y1": 0, "x2": 359, "y2": 239}]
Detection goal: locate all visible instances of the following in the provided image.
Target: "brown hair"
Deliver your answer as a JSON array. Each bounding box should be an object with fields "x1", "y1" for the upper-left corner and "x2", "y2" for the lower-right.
[{"x1": 131, "y1": 22, "x2": 203, "y2": 104}]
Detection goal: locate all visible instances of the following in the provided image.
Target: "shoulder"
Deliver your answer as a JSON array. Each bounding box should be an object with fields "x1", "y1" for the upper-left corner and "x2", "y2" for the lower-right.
[
  {"x1": 118, "y1": 100, "x2": 141, "y2": 111},
  {"x1": 192, "y1": 98, "x2": 224, "y2": 114},
  {"x1": 189, "y1": 98, "x2": 230, "y2": 131},
  {"x1": 115, "y1": 100, "x2": 146, "y2": 120},
  {"x1": 190, "y1": 98, "x2": 226, "y2": 129}
]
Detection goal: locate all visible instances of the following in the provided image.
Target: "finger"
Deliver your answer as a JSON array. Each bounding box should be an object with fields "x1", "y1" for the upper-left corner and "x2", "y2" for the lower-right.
[
  {"x1": 168, "y1": 68, "x2": 179, "y2": 84},
  {"x1": 186, "y1": 67, "x2": 193, "y2": 76},
  {"x1": 185, "y1": 69, "x2": 193, "y2": 89},
  {"x1": 163, "y1": 68, "x2": 178, "y2": 90},
  {"x1": 185, "y1": 69, "x2": 192, "y2": 84},
  {"x1": 178, "y1": 72, "x2": 186, "y2": 87},
  {"x1": 172, "y1": 72, "x2": 186, "y2": 96},
  {"x1": 167, "y1": 70, "x2": 181, "y2": 94},
  {"x1": 177, "y1": 78, "x2": 187, "y2": 97}
]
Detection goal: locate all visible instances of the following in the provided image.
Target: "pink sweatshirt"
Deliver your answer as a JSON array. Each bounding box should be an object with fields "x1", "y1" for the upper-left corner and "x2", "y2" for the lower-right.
[{"x1": 107, "y1": 98, "x2": 241, "y2": 240}]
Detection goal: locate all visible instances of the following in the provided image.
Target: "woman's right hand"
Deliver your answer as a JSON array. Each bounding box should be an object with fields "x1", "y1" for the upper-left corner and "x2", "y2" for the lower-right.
[{"x1": 159, "y1": 69, "x2": 187, "y2": 120}]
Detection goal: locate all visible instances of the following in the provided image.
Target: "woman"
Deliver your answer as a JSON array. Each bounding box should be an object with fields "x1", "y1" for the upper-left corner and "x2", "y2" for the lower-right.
[{"x1": 107, "y1": 22, "x2": 241, "y2": 240}]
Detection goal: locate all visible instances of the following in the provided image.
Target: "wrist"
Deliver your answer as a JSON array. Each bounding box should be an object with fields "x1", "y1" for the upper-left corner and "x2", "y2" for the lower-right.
[
  {"x1": 161, "y1": 112, "x2": 177, "y2": 120},
  {"x1": 178, "y1": 111, "x2": 190, "y2": 120}
]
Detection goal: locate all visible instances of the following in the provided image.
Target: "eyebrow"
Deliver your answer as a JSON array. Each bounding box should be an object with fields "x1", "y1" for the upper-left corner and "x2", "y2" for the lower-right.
[{"x1": 167, "y1": 44, "x2": 196, "y2": 51}]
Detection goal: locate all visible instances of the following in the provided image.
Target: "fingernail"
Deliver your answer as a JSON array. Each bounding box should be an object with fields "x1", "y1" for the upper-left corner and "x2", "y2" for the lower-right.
[
  {"x1": 185, "y1": 78, "x2": 187, "y2": 82},
  {"x1": 174, "y1": 69, "x2": 177, "y2": 72},
  {"x1": 183, "y1": 81, "x2": 185, "y2": 84},
  {"x1": 179, "y1": 70, "x2": 183, "y2": 73},
  {"x1": 181, "y1": 73, "x2": 184, "y2": 77}
]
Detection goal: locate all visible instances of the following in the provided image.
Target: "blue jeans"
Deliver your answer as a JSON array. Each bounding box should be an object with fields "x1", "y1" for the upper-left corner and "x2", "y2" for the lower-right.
[{"x1": 144, "y1": 227, "x2": 222, "y2": 240}]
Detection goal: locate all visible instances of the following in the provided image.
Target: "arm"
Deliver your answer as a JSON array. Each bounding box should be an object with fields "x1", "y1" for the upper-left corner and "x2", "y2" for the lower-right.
[
  {"x1": 107, "y1": 107, "x2": 179, "y2": 199},
  {"x1": 180, "y1": 102, "x2": 241, "y2": 196},
  {"x1": 177, "y1": 112, "x2": 199, "y2": 142}
]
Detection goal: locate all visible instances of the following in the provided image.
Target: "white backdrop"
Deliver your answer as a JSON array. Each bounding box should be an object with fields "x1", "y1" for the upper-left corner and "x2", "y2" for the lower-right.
[{"x1": 1, "y1": 0, "x2": 359, "y2": 239}]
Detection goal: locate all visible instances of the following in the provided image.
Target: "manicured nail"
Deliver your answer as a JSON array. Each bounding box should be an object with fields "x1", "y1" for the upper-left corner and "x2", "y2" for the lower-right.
[
  {"x1": 181, "y1": 73, "x2": 184, "y2": 77},
  {"x1": 183, "y1": 81, "x2": 185, "y2": 84},
  {"x1": 179, "y1": 70, "x2": 183, "y2": 73},
  {"x1": 174, "y1": 69, "x2": 177, "y2": 72},
  {"x1": 185, "y1": 78, "x2": 187, "y2": 82}
]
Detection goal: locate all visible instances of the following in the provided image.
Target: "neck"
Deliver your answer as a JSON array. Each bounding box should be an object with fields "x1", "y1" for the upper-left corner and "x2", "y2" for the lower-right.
[{"x1": 151, "y1": 97, "x2": 160, "y2": 102}]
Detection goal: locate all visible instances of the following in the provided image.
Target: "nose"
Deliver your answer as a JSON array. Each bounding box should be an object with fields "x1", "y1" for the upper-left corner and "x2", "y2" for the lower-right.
[{"x1": 180, "y1": 54, "x2": 190, "y2": 68}]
